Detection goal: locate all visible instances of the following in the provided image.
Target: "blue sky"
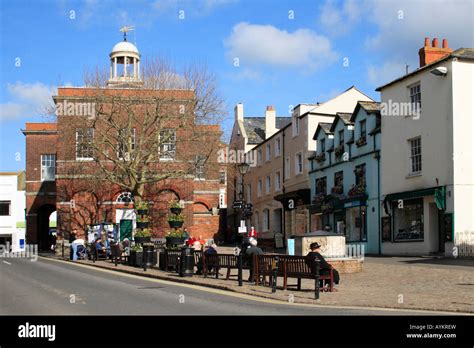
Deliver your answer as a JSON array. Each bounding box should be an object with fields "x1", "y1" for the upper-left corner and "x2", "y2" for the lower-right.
[{"x1": 1, "y1": 0, "x2": 473, "y2": 171}]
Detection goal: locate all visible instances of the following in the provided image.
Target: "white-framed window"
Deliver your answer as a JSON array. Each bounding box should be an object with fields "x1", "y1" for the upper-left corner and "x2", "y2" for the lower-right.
[
  {"x1": 263, "y1": 208, "x2": 270, "y2": 231},
  {"x1": 247, "y1": 184, "x2": 252, "y2": 203},
  {"x1": 257, "y1": 179, "x2": 263, "y2": 197},
  {"x1": 293, "y1": 117, "x2": 299, "y2": 136},
  {"x1": 0, "y1": 201, "x2": 11, "y2": 216},
  {"x1": 266, "y1": 144, "x2": 271, "y2": 161},
  {"x1": 219, "y1": 170, "x2": 226, "y2": 185},
  {"x1": 295, "y1": 152, "x2": 303, "y2": 174},
  {"x1": 409, "y1": 83, "x2": 421, "y2": 113},
  {"x1": 265, "y1": 175, "x2": 271, "y2": 194},
  {"x1": 319, "y1": 138, "x2": 325, "y2": 153},
  {"x1": 159, "y1": 129, "x2": 176, "y2": 160},
  {"x1": 195, "y1": 155, "x2": 206, "y2": 180},
  {"x1": 257, "y1": 148, "x2": 263, "y2": 165},
  {"x1": 76, "y1": 128, "x2": 94, "y2": 160},
  {"x1": 41, "y1": 154, "x2": 56, "y2": 181},
  {"x1": 409, "y1": 137, "x2": 422, "y2": 174},
  {"x1": 275, "y1": 137, "x2": 281, "y2": 157},
  {"x1": 254, "y1": 212, "x2": 259, "y2": 231},
  {"x1": 274, "y1": 171, "x2": 281, "y2": 192},
  {"x1": 118, "y1": 128, "x2": 136, "y2": 160},
  {"x1": 285, "y1": 157, "x2": 290, "y2": 179}
]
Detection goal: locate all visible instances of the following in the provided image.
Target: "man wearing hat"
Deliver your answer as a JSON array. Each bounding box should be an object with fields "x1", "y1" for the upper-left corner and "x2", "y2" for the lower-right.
[{"x1": 306, "y1": 242, "x2": 340, "y2": 290}]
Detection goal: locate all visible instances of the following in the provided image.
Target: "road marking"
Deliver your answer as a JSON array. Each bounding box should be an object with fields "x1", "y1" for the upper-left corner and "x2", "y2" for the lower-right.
[
  {"x1": 38, "y1": 256, "x2": 471, "y2": 315},
  {"x1": 2, "y1": 261, "x2": 12, "y2": 265}
]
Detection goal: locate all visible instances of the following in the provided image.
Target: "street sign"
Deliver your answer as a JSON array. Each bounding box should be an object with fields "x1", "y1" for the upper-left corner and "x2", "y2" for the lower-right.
[
  {"x1": 233, "y1": 200, "x2": 243, "y2": 209},
  {"x1": 238, "y1": 220, "x2": 247, "y2": 234}
]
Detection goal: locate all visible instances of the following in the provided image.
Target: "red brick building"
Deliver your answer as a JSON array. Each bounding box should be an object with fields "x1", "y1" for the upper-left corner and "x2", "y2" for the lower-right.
[{"x1": 23, "y1": 37, "x2": 227, "y2": 250}]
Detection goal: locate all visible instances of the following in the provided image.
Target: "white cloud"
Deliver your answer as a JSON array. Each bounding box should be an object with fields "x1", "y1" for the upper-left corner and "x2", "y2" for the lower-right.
[
  {"x1": 367, "y1": 61, "x2": 406, "y2": 87},
  {"x1": 319, "y1": 0, "x2": 366, "y2": 36},
  {"x1": 366, "y1": 0, "x2": 474, "y2": 57},
  {"x1": 0, "y1": 82, "x2": 56, "y2": 121},
  {"x1": 224, "y1": 22, "x2": 338, "y2": 70}
]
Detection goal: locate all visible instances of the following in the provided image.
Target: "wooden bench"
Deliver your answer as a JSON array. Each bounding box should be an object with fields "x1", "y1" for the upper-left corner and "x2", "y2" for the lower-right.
[
  {"x1": 255, "y1": 255, "x2": 334, "y2": 298},
  {"x1": 202, "y1": 253, "x2": 242, "y2": 280},
  {"x1": 110, "y1": 243, "x2": 128, "y2": 266},
  {"x1": 89, "y1": 243, "x2": 107, "y2": 262}
]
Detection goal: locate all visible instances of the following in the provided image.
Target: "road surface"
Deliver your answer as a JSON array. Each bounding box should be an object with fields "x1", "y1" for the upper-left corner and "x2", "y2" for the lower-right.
[{"x1": 0, "y1": 257, "x2": 444, "y2": 315}]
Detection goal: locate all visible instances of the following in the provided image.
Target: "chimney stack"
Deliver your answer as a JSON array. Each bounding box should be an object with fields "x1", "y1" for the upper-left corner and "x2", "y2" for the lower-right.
[
  {"x1": 235, "y1": 103, "x2": 244, "y2": 122},
  {"x1": 265, "y1": 105, "x2": 277, "y2": 139},
  {"x1": 418, "y1": 37, "x2": 453, "y2": 68}
]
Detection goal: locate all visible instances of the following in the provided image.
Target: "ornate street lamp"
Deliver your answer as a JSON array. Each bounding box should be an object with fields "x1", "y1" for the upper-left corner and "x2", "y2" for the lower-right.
[{"x1": 237, "y1": 161, "x2": 250, "y2": 286}]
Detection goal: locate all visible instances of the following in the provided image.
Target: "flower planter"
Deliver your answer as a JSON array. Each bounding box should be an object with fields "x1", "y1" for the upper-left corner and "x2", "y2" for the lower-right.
[
  {"x1": 166, "y1": 236, "x2": 185, "y2": 247},
  {"x1": 136, "y1": 221, "x2": 149, "y2": 229},
  {"x1": 134, "y1": 236, "x2": 151, "y2": 244},
  {"x1": 170, "y1": 207, "x2": 182, "y2": 215},
  {"x1": 137, "y1": 209, "x2": 149, "y2": 215},
  {"x1": 168, "y1": 220, "x2": 184, "y2": 229}
]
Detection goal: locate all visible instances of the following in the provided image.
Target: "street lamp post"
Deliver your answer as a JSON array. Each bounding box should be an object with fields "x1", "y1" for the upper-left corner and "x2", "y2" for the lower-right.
[{"x1": 237, "y1": 162, "x2": 250, "y2": 287}]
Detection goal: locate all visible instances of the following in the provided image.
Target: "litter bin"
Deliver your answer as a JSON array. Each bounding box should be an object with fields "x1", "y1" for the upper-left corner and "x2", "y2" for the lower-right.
[
  {"x1": 179, "y1": 247, "x2": 195, "y2": 277},
  {"x1": 142, "y1": 244, "x2": 156, "y2": 268}
]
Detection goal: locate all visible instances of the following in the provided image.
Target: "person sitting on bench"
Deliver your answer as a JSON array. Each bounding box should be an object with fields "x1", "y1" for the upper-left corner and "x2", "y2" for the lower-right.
[
  {"x1": 245, "y1": 238, "x2": 263, "y2": 282},
  {"x1": 306, "y1": 242, "x2": 340, "y2": 290}
]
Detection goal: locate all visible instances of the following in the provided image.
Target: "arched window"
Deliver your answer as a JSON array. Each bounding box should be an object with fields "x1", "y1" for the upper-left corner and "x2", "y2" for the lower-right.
[{"x1": 116, "y1": 192, "x2": 134, "y2": 203}]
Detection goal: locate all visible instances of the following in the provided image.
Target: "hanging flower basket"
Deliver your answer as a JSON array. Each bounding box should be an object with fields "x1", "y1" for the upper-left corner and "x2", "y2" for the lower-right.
[
  {"x1": 356, "y1": 136, "x2": 367, "y2": 147},
  {"x1": 168, "y1": 220, "x2": 184, "y2": 229},
  {"x1": 136, "y1": 221, "x2": 149, "y2": 229},
  {"x1": 335, "y1": 145, "x2": 345, "y2": 157},
  {"x1": 315, "y1": 152, "x2": 326, "y2": 163},
  {"x1": 170, "y1": 207, "x2": 182, "y2": 215},
  {"x1": 331, "y1": 185, "x2": 343, "y2": 194}
]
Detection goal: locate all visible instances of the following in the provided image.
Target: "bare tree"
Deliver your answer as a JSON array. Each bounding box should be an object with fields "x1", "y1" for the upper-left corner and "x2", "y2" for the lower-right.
[{"x1": 72, "y1": 57, "x2": 226, "y2": 206}]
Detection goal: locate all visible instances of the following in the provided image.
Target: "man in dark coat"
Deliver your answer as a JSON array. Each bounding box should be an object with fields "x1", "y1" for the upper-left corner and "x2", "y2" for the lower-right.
[
  {"x1": 245, "y1": 238, "x2": 263, "y2": 282},
  {"x1": 306, "y1": 242, "x2": 340, "y2": 288}
]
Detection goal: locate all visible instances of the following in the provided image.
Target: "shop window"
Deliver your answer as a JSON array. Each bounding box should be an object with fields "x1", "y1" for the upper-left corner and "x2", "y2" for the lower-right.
[
  {"x1": 393, "y1": 198, "x2": 424, "y2": 241},
  {"x1": 0, "y1": 201, "x2": 11, "y2": 216},
  {"x1": 345, "y1": 206, "x2": 367, "y2": 242}
]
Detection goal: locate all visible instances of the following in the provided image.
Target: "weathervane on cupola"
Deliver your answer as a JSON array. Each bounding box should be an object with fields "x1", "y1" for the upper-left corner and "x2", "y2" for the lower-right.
[
  {"x1": 120, "y1": 25, "x2": 135, "y2": 42},
  {"x1": 107, "y1": 26, "x2": 143, "y2": 88}
]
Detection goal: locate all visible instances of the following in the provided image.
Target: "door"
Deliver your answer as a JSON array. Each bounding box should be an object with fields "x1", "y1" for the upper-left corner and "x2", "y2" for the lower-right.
[{"x1": 119, "y1": 219, "x2": 133, "y2": 241}]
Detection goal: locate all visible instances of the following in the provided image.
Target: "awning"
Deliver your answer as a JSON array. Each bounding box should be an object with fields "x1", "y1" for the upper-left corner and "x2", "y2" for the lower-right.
[
  {"x1": 384, "y1": 187, "x2": 438, "y2": 202},
  {"x1": 274, "y1": 189, "x2": 311, "y2": 210},
  {"x1": 383, "y1": 186, "x2": 445, "y2": 213}
]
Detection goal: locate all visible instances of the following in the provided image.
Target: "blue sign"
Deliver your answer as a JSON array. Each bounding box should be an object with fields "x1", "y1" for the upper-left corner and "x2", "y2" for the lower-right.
[
  {"x1": 19, "y1": 239, "x2": 25, "y2": 250},
  {"x1": 287, "y1": 239, "x2": 295, "y2": 256},
  {"x1": 344, "y1": 200, "x2": 365, "y2": 208}
]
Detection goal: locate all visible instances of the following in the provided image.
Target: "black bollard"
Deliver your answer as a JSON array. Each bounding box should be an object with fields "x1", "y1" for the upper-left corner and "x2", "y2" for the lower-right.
[
  {"x1": 272, "y1": 256, "x2": 279, "y2": 293},
  {"x1": 238, "y1": 253, "x2": 243, "y2": 287},
  {"x1": 313, "y1": 259, "x2": 320, "y2": 300}
]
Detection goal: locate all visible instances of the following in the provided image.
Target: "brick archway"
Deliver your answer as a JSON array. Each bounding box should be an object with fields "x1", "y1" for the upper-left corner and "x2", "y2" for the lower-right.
[{"x1": 37, "y1": 204, "x2": 56, "y2": 251}]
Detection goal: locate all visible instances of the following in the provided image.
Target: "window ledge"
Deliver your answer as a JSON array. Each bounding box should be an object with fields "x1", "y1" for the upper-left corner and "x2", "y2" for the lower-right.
[
  {"x1": 406, "y1": 172, "x2": 422, "y2": 179},
  {"x1": 75, "y1": 158, "x2": 93, "y2": 161}
]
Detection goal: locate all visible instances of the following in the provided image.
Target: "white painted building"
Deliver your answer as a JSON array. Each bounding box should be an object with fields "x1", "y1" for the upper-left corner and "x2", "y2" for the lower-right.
[
  {"x1": 378, "y1": 38, "x2": 474, "y2": 257},
  {"x1": 0, "y1": 172, "x2": 26, "y2": 246}
]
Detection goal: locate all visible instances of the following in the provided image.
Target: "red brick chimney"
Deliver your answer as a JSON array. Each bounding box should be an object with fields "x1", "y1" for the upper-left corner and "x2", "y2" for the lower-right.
[{"x1": 418, "y1": 37, "x2": 453, "y2": 67}]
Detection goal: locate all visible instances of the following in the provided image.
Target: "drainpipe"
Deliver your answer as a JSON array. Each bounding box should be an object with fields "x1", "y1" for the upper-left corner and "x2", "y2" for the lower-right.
[
  {"x1": 375, "y1": 134, "x2": 381, "y2": 255},
  {"x1": 282, "y1": 131, "x2": 286, "y2": 247}
]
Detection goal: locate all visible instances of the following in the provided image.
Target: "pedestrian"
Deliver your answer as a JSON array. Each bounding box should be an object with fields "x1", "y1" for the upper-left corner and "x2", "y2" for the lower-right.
[
  {"x1": 248, "y1": 226, "x2": 257, "y2": 239},
  {"x1": 305, "y1": 242, "x2": 340, "y2": 291},
  {"x1": 245, "y1": 238, "x2": 263, "y2": 282},
  {"x1": 69, "y1": 229, "x2": 77, "y2": 260}
]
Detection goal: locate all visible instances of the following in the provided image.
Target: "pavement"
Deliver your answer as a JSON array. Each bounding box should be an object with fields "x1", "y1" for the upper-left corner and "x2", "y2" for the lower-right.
[
  {"x1": 0, "y1": 256, "x2": 443, "y2": 316},
  {"x1": 10, "y1": 250, "x2": 473, "y2": 314}
]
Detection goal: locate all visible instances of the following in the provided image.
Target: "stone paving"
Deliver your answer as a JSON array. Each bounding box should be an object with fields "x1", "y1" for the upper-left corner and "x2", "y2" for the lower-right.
[{"x1": 46, "y1": 252, "x2": 474, "y2": 314}]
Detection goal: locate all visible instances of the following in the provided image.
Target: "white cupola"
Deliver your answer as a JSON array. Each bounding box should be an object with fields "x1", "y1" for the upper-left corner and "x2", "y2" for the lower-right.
[{"x1": 107, "y1": 26, "x2": 143, "y2": 87}]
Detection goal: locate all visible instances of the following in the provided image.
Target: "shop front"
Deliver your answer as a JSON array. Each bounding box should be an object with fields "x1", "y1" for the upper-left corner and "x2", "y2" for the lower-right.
[
  {"x1": 275, "y1": 189, "x2": 311, "y2": 242},
  {"x1": 382, "y1": 186, "x2": 446, "y2": 256}
]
